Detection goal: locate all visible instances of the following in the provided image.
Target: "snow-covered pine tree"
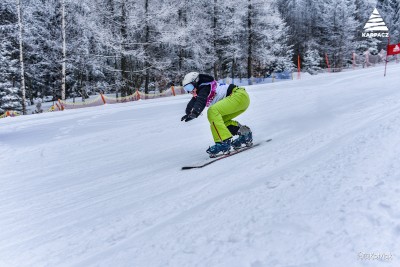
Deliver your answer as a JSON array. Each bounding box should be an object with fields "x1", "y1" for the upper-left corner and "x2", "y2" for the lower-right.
[
  {"x1": 84, "y1": 0, "x2": 136, "y2": 96},
  {"x1": 353, "y1": 0, "x2": 380, "y2": 59},
  {"x1": 242, "y1": 0, "x2": 293, "y2": 83},
  {"x1": 22, "y1": 0, "x2": 63, "y2": 100},
  {"x1": 320, "y1": 0, "x2": 358, "y2": 70},
  {"x1": 65, "y1": 1, "x2": 107, "y2": 99},
  {"x1": 216, "y1": 0, "x2": 248, "y2": 81},
  {"x1": 0, "y1": 1, "x2": 22, "y2": 113},
  {"x1": 159, "y1": 0, "x2": 191, "y2": 84},
  {"x1": 85, "y1": 0, "x2": 123, "y2": 95},
  {"x1": 277, "y1": 0, "x2": 325, "y2": 64},
  {"x1": 143, "y1": 0, "x2": 188, "y2": 92},
  {"x1": 160, "y1": 0, "x2": 215, "y2": 80},
  {"x1": 156, "y1": 0, "x2": 201, "y2": 85},
  {"x1": 262, "y1": 3, "x2": 293, "y2": 73},
  {"x1": 303, "y1": 48, "x2": 322, "y2": 74},
  {"x1": 0, "y1": 37, "x2": 22, "y2": 113},
  {"x1": 377, "y1": 0, "x2": 400, "y2": 43}
]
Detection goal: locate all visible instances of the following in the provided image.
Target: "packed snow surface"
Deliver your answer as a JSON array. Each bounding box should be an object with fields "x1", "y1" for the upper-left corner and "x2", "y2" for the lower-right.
[{"x1": 1, "y1": 64, "x2": 400, "y2": 267}]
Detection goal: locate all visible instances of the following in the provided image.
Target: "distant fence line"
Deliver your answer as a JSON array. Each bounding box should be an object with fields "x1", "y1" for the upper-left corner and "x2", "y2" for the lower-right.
[
  {"x1": 0, "y1": 86, "x2": 186, "y2": 118},
  {"x1": 58, "y1": 86, "x2": 186, "y2": 110}
]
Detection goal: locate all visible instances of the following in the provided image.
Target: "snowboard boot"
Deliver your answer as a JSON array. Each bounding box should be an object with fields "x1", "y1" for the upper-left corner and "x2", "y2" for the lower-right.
[
  {"x1": 206, "y1": 138, "x2": 232, "y2": 158},
  {"x1": 232, "y1": 125, "x2": 253, "y2": 150}
]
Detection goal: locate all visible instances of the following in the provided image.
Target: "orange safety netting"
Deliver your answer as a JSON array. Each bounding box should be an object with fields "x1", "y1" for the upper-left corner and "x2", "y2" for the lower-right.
[
  {"x1": 58, "y1": 86, "x2": 186, "y2": 110},
  {"x1": 0, "y1": 110, "x2": 20, "y2": 118},
  {"x1": 0, "y1": 87, "x2": 186, "y2": 118},
  {"x1": 58, "y1": 95, "x2": 105, "y2": 110}
]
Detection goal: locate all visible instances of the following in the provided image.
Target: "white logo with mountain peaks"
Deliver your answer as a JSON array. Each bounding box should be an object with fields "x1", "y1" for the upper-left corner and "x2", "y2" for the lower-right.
[{"x1": 362, "y1": 8, "x2": 389, "y2": 38}]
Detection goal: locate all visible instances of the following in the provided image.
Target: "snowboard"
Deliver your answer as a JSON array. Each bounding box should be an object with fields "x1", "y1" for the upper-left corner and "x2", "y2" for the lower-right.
[{"x1": 181, "y1": 139, "x2": 272, "y2": 170}]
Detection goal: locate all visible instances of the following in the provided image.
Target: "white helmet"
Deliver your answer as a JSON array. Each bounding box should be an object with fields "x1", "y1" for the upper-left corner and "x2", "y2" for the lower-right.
[{"x1": 182, "y1": 72, "x2": 199, "y2": 86}]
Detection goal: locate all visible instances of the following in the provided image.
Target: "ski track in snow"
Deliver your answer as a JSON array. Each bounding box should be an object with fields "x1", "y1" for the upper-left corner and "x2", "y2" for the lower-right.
[{"x1": 1, "y1": 65, "x2": 400, "y2": 267}]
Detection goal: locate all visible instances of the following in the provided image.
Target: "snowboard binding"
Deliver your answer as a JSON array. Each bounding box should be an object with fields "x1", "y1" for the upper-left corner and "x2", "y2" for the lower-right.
[
  {"x1": 232, "y1": 125, "x2": 253, "y2": 150},
  {"x1": 206, "y1": 139, "x2": 232, "y2": 158}
]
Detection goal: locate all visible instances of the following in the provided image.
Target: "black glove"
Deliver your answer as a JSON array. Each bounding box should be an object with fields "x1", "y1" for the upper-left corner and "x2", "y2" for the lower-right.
[
  {"x1": 181, "y1": 114, "x2": 188, "y2": 121},
  {"x1": 181, "y1": 112, "x2": 197, "y2": 122}
]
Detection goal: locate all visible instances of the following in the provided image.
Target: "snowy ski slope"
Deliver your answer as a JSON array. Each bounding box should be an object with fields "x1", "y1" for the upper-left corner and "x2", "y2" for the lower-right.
[{"x1": 1, "y1": 64, "x2": 400, "y2": 267}]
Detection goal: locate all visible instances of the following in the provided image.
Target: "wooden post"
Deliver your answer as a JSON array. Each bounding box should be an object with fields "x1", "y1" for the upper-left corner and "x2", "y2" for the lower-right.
[
  {"x1": 297, "y1": 54, "x2": 301, "y2": 79},
  {"x1": 58, "y1": 99, "x2": 64, "y2": 111},
  {"x1": 100, "y1": 94, "x2": 106, "y2": 104},
  {"x1": 325, "y1": 53, "x2": 331, "y2": 73}
]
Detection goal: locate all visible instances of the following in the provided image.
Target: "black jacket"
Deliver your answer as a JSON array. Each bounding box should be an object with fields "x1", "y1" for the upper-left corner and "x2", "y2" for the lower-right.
[
  {"x1": 185, "y1": 74, "x2": 214, "y2": 116},
  {"x1": 185, "y1": 74, "x2": 236, "y2": 116}
]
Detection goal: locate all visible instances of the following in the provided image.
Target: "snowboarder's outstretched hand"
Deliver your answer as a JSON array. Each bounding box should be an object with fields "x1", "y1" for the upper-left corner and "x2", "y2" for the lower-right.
[
  {"x1": 181, "y1": 113, "x2": 197, "y2": 122},
  {"x1": 181, "y1": 114, "x2": 188, "y2": 121}
]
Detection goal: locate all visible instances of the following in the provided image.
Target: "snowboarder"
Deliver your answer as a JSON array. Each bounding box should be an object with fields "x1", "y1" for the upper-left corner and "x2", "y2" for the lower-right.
[{"x1": 181, "y1": 72, "x2": 252, "y2": 157}]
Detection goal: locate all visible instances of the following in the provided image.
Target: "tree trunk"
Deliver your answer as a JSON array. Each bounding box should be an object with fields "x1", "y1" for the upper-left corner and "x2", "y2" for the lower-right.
[
  {"x1": 231, "y1": 58, "x2": 235, "y2": 84},
  {"x1": 144, "y1": 0, "x2": 150, "y2": 94},
  {"x1": 178, "y1": 5, "x2": 187, "y2": 75},
  {"x1": 213, "y1": 0, "x2": 218, "y2": 79},
  {"x1": 16, "y1": 0, "x2": 27, "y2": 114},
  {"x1": 61, "y1": 0, "x2": 67, "y2": 100},
  {"x1": 120, "y1": 0, "x2": 129, "y2": 97},
  {"x1": 247, "y1": 0, "x2": 253, "y2": 85}
]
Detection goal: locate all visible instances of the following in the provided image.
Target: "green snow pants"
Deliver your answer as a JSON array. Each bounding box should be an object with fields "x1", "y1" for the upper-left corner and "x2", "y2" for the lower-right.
[{"x1": 207, "y1": 87, "x2": 250, "y2": 142}]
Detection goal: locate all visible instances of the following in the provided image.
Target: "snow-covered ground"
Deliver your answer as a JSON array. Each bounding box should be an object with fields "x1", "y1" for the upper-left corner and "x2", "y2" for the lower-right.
[{"x1": 1, "y1": 64, "x2": 400, "y2": 267}]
